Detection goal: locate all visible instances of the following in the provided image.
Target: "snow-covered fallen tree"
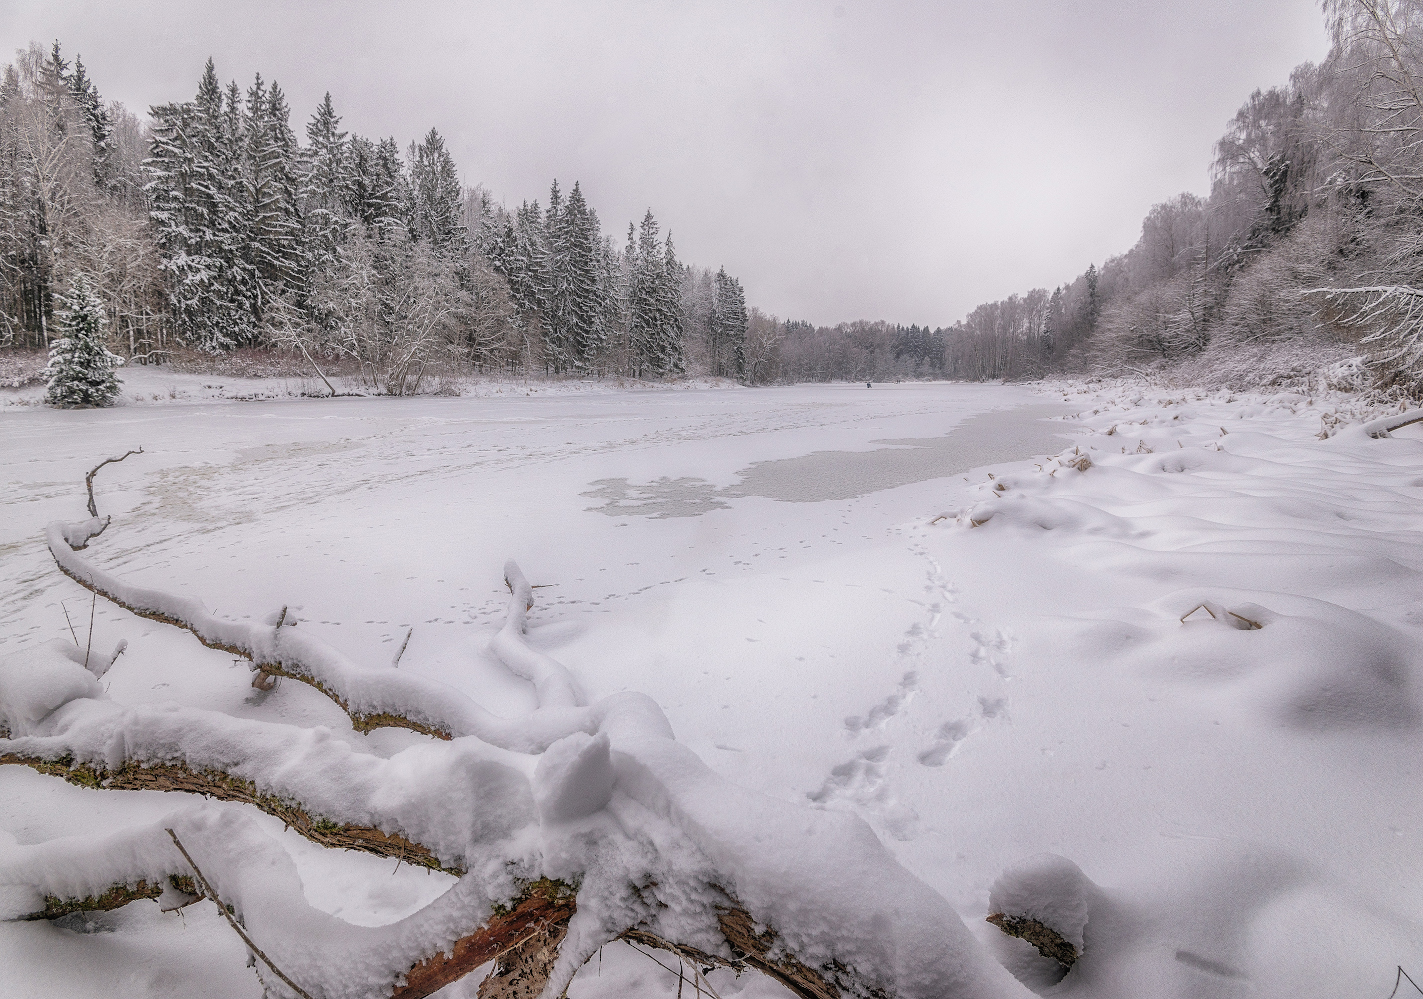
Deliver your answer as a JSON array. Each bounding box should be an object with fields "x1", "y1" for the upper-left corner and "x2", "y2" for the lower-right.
[{"x1": 0, "y1": 459, "x2": 1062, "y2": 999}]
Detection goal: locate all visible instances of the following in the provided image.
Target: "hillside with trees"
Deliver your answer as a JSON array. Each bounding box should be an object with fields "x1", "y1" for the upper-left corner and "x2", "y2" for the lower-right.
[{"x1": 745, "y1": 0, "x2": 1423, "y2": 396}]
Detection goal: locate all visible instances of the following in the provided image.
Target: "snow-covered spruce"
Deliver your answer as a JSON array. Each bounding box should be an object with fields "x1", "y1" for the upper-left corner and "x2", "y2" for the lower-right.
[
  {"x1": 43, "y1": 276, "x2": 123, "y2": 408},
  {"x1": 2, "y1": 499, "x2": 1040, "y2": 999}
]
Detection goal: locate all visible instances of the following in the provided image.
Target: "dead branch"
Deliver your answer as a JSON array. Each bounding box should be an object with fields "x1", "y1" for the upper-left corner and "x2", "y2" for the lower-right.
[
  {"x1": 17, "y1": 875, "x2": 198, "y2": 921},
  {"x1": 83, "y1": 591, "x2": 96, "y2": 671},
  {"x1": 392, "y1": 627, "x2": 413, "y2": 668},
  {"x1": 9, "y1": 467, "x2": 1039, "y2": 999},
  {"x1": 167, "y1": 827, "x2": 318, "y2": 999},
  {"x1": 715, "y1": 906, "x2": 865, "y2": 999},
  {"x1": 45, "y1": 520, "x2": 594, "y2": 749},
  {"x1": 1388, "y1": 965, "x2": 1423, "y2": 999},
  {"x1": 292, "y1": 335, "x2": 338, "y2": 397},
  {"x1": 1362, "y1": 408, "x2": 1423, "y2": 438},
  {"x1": 60, "y1": 601, "x2": 79, "y2": 646},
  {"x1": 44, "y1": 540, "x2": 457, "y2": 741},
  {"x1": 84, "y1": 448, "x2": 143, "y2": 519},
  {"x1": 622, "y1": 903, "x2": 884, "y2": 999},
  {"x1": 986, "y1": 912, "x2": 1079, "y2": 969},
  {"x1": 475, "y1": 907, "x2": 572, "y2": 999}
]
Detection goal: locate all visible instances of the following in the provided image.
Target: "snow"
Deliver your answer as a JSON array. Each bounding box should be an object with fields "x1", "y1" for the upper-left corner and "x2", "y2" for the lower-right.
[
  {"x1": 988, "y1": 854, "x2": 1094, "y2": 952},
  {"x1": 2, "y1": 379, "x2": 1421, "y2": 998},
  {"x1": 0, "y1": 640, "x2": 103, "y2": 736}
]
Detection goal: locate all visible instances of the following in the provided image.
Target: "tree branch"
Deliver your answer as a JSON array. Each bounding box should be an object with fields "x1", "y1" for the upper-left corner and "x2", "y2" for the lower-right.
[
  {"x1": 0, "y1": 751, "x2": 457, "y2": 875},
  {"x1": 85, "y1": 448, "x2": 143, "y2": 519},
  {"x1": 167, "y1": 827, "x2": 318, "y2": 999}
]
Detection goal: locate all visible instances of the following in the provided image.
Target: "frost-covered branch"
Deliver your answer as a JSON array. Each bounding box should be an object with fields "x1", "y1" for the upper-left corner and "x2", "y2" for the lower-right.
[
  {"x1": 44, "y1": 521, "x2": 596, "y2": 752},
  {"x1": 0, "y1": 643, "x2": 531, "y2": 873},
  {"x1": 1303, "y1": 284, "x2": 1423, "y2": 372},
  {"x1": 1361, "y1": 406, "x2": 1423, "y2": 435}
]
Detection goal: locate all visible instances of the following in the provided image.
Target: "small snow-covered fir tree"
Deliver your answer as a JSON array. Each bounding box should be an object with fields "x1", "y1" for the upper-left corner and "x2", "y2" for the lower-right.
[{"x1": 44, "y1": 277, "x2": 122, "y2": 408}]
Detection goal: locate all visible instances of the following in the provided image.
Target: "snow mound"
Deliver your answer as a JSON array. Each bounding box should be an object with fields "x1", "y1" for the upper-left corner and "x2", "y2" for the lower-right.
[
  {"x1": 0, "y1": 640, "x2": 104, "y2": 736},
  {"x1": 1144, "y1": 589, "x2": 1419, "y2": 730},
  {"x1": 989, "y1": 853, "x2": 1097, "y2": 954},
  {"x1": 534, "y1": 731, "x2": 616, "y2": 823}
]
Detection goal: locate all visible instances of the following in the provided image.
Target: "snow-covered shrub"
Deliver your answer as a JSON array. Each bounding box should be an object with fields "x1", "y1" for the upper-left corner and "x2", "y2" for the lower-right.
[
  {"x1": 1093, "y1": 273, "x2": 1208, "y2": 372},
  {"x1": 1321, "y1": 354, "x2": 1372, "y2": 393},
  {"x1": 1164, "y1": 340, "x2": 1354, "y2": 393},
  {"x1": 43, "y1": 276, "x2": 123, "y2": 408},
  {"x1": 1214, "y1": 218, "x2": 1335, "y2": 349}
]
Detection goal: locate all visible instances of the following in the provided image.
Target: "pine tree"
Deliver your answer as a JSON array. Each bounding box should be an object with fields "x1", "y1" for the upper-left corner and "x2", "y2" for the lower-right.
[
  {"x1": 219, "y1": 77, "x2": 257, "y2": 335},
  {"x1": 628, "y1": 211, "x2": 662, "y2": 376},
  {"x1": 303, "y1": 92, "x2": 348, "y2": 267},
  {"x1": 44, "y1": 276, "x2": 121, "y2": 407},
  {"x1": 565, "y1": 183, "x2": 605, "y2": 369},
  {"x1": 407, "y1": 129, "x2": 462, "y2": 248},
  {"x1": 145, "y1": 59, "x2": 252, "y2": 350},
  {"x1": 542, "y1": 179, "x2": 572, "y2": 370},
  {"x1": 249, "y1": 80, "x2": 303, "y2": 308},
  {"x1": 242, "y1": 75, "x2": 276, "y2": 315},
  {"x1": 146, "y1": 92, "x2": 231, "y2": 350},
  {"x1": 595, "y1": 234, "x2": 623, "y2": 370},
  {"x1": 619, "y1": 223, "x2": 637, "y2": 372},
  {"x1": 345, "y1": 136, "x2": 406, "y2": 236},
  {"x1": 512, "y1": 200, "x2": 548, "y2": 320},
  {"x1": 67, "y1": 55, "x2": 112, "y2": 187},
  {"x1": 658, "y1": 234, "x2": 686, "y2": 374},
  {"x1": 712, "y1": 267, "x2": 747, "y2": 378}
]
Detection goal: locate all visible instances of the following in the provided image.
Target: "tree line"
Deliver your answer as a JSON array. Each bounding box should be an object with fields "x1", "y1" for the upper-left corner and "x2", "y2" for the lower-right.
[
  {"x1": 745, "y1": 0, "x2": 1423, "y2": 392},
  {"x1": 15, "y1": 0, "x2": 1423, "y2": 398},
  {"x1": 0, "y1": 44, "x2": 751, "y2": 392}
]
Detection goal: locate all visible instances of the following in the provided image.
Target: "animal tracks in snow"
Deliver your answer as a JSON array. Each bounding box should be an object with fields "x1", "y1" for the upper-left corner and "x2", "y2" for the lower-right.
[
  {"x1": 914, "y1": 631, "x2": 1013, "y2": 765},
  {"x1": 809, "y1": 550, "x2": 1016, "y2": 837},
  {"x1": 916, "y1": 692, "x2": 1010, "y2": 767},
  {"x1": 807, "y1": 742, "x2": 920, "y2": 841},
  {"x1": 844, "y1": 670, "x2": 919, "y2": 733}
]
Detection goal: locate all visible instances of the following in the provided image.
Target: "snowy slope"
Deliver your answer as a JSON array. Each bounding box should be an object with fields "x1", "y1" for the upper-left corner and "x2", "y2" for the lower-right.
[{"x1": 1, "y1": 380, "x2": 1419, "y2": 998}]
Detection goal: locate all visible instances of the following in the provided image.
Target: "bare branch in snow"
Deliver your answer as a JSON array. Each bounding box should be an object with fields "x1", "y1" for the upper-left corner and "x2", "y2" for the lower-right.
[
  {"x1": 84, "y1": 447, "x2": 143, "y2": 519},
  {"x1": 167, "y1": 827, "x2": 318, "y2": 999}
]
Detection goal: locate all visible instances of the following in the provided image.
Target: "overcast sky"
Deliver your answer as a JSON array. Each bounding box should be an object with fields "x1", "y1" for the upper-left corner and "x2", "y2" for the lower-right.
[{"x1": 3, "y1": 1, "x2": 1331, "y2": 327}]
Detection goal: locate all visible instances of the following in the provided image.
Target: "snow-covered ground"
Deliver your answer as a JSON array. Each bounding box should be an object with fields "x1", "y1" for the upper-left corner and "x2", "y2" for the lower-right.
[
  {"x1": 0, "y1": 360, "x2": 744, "y2": 408},
  {"x1": 2, "y1": 379, "x2": 1421, "y2": 998}
]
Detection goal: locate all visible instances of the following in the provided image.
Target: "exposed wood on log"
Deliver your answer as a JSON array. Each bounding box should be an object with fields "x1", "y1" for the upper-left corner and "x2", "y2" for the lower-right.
[
  {"x1": 476, "y1": 905, "x2": 572, "y2": 999},
  {"x1": 17, "y1": 875, "x2": 198, "y2": 921},
  {"x1": 0, "y1": 753, "x2": 458, "y2": 876},
  {"x1": 716, "y1": 906, "x2": 869, "y2": 999},
  {"x1": 624, "y1": 903, "x2": 892, "y2": 999},
  {"x1": 392, "y1": 880, "x2": 577, "y2": 999},
  {"x1": 986, "y1": 912, "x2": 1079, "y2": 968}
]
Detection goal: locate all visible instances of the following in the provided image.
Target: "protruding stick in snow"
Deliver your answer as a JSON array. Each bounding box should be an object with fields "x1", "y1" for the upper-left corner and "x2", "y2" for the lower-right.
[
  {"x1": 167, "y1": 828, "x2": 318, "y2": 999},
  {"x1": 392, "y1": 627, "x2": 413, "y2": 668}
]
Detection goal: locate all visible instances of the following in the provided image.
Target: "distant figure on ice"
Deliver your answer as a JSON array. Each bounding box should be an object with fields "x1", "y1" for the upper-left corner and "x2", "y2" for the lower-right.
[{"x1": 866, "y1": 381, "x2": 872, "y2": 388}]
